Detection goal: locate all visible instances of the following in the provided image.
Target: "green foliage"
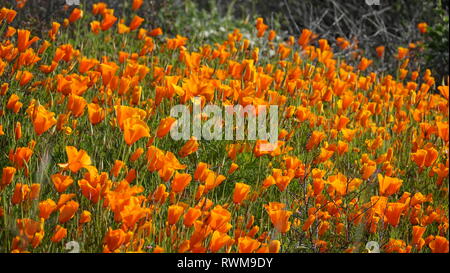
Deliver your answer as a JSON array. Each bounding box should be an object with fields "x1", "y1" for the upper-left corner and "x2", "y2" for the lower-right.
[{"x1": 423, "y1": 1, "x2": 449, "y2": 78}]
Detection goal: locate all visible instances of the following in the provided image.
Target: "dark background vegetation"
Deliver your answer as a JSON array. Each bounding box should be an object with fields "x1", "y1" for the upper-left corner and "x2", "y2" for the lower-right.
[{"x1": 1, "y1": 0, "x2": 448, "y2": 79}]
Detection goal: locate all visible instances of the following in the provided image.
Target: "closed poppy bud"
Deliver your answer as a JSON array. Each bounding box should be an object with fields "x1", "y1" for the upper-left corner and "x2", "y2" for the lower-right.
[
  {"x1": 124, "y1": 168, "x2": 136, "y2": 183},
  {"x1": 14, "y1": 122, "x2": 21, "y2": 140},
  {"x1": 129, "y1": 15, "x2": 144, "y2": 31},
  {"x1": 79, "y1": 210, "x2": 92, "y2": 224},
  {"x1": 90, "y1": 20, "x2": 101, "y2": 34},
  {"x1": 130, "y1": 148, "x2": 144, "y2": 162},
  {"x1": 51, "y1": 225, "x2": 67, "y2": 243},
  {"x1": 396, "y1": 47, "x2": 409, "y2": 60},
  {"x1": 228, "y1": 163, "x2": 239, "y2": 174},
  {"x1": 58, "y1": 200, "x2": 79, "y2": 223},
  {"x1": 111, "y1": 160, "x2": 125, "y2": 177},
  {"x1": 1, "y1": 82, "x2": 9, "y2": 95},
  {"x1": 269, "y1": 240, "x2": 281, "y2": 253},
  {"x1": 29, "y1": 184, "x2": 40, "y2": 200},
  {"x1": 376, "y1": 46, "x2": 385, "y2": 58},
  {"x1": 233, "y1": 182, "x2": 251, "y2": 204},
  {"x1": 168, "y1": 204, "x2": 184, "y2": 225},
  {"x1": 148, "y1": 27, "x2": 163, "y2": 37},
  {"x1": 68, "y1": 8, "x2": 83, "y2": 23},
  {"x1": 156, "y1": 117, "x2": 176, "y2": 138},
  {"x1": 417, "y1": 22, "x2": 428, "y2": 34},
  {"x1": 268, "y1": 30, "x2": 276, "y2": 41},
  {"x1": 195, "y1": 184, "x2": 205, "y2": 200},
  {"x1": 132, "y1": 0, "x2": 143, "y2": 11},
  {"x1": 18, "y1": 71, "x2": 32, "y2": 86}
]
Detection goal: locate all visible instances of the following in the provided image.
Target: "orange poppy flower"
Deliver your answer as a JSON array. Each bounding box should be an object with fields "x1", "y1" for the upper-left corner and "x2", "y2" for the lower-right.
[
  {"x1": 265, "y1": 206, "x2": 292, "y2": 233},
  {"x1": 78, "y1": 57, "x2": 99, "y2": 73},
  {"x1": 210, "y1": 231, "x2": 232, "y2": 253},
  {"x1": 58, "y1": 146, "x2": 92, "y2": 173},
  {"x1": 183, "y1": 207, "x2": 202, "y2": 227},
  {"x1": 178, "y1": 137, "x2": 199, "y2": 157},
  {"x1": 79, "y1": 210, "x2": 92, "y2": 224},
  {"x1": 111, "y1": 160, "x2": 125, "y2": 177},
  {"x1": 429, "y1": 236, "x2": 449, "y2": 253},
  {"x1": 31, "y1": 105, "x2": 57, "y2": 136},
  {"x1": 38, "y1": 199, "x2": 57, "y2": 220},
  {"x1": 412, "y1": 148, "x2": 438, "y2": 169},
  {"x1": 17, "y1": 29, "x2": 39, "y2": 52},
  {"x1": 48, "y1": 22, "x2": 60, "y2": 40},
  {"x1": 306, "y1": 131, "x2": 326, "y2": 151},
  {"x1": 129, "y1": 15, "x2": 144, "y2": 31},
  {"x1": 208, "y1": 205, "x2": 231, "y2": 230},
  {"x1": 238, "y1": 236, "x2": 261, "y2": 253},
  {"x1": 15, "y1": 218, "x2": 45, "y2": 249},
  {"x1": 101, "y1": 13, "x2": 118, "y2": 31},
  {"x1": 148, "y1": 27, "x2": 163, "y2": 37},
  {"x1": 396, "y1": 47, "x2": 409, "y2": 60},
  {"x1": 51, "y1": 225, "x2": 67, "y2": 243},
  {"x1": 6, "y1": 94, "x2": 22, "y2": 113},
  {"x1": 417, "y1": 22, "x2": 428, "y2": 34},
  {"x1": 0, "y1": 8, "x2": 17, "y2": 23},
  {"x1": 67, "y1": 94, "x2": 87, "y2": 117},
  {"x1": 1, "y1": 166, "x2": 16, "y2": 187},
  {"x1": 103, "y1": 227, "x2": 133, "y2": 252},
  {"x1": 123, "y1": 117, "x2": 150, "y2": 145},
  {"x1": 412, "y1": 225, "x2": 426, "y2": 250},
  {"x1": 114, "y1": 105, "x2": 147, "y2": 130},
  {"x1": 171, "y1": 172, "x2": 192, "y2": 193},
  {"x1": 87, "y1": 103, "x2": 106, "y2": 125},
  {"x1": 14, "y1": 121, "x2": 21, "y2": 140},
  {"x1": 58, "y1": 200, "x2": 79, "y2": 223},
  {"x1": 90, "y1": 20, "x2": 101, "y2": 34},
  {"x1": 68, "y1": 8, "x2": 83, "y2": 23},
  {"x1": 384, "y1": 202, "x2": 406, "y2": 227},
  {"x1": 233, "y1": 182, "x2": 251, "y2": 204},
  {"x1": 9, "y1": 147, "x2": 33, "y2": 169},
  {"x1": 132, "y1": 0, "x2": 143, "y2": 11},
  {"x1": 168, "y1": 204, "x2": 184, "y2": 225},
  {"x1": 51, "y1": 173, "x2": 74, "y2": 193},
  {"x1": 225, "y1": 164, "x2": 238, "y2": 177},
  {"x1": 12, "y1": 183, "x2": 30, "y2": 205},
  {"x1": 378, "y1": 174, "x2": 403, "y2": 196},
  {"x1": 156, "y1": 117, "x2": 176, "y2": 138}
]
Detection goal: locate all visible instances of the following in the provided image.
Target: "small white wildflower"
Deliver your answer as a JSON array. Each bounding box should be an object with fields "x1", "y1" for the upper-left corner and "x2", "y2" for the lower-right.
[{"x1": 66, "y1": 0, "x2": 80, "y2": 6}]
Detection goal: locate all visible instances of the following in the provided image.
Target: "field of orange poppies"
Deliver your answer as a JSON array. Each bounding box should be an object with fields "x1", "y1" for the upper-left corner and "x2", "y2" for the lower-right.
[{"x1": 0, "y1": 0, "x2": 449, "y2": 253}]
